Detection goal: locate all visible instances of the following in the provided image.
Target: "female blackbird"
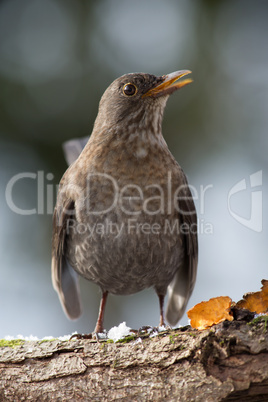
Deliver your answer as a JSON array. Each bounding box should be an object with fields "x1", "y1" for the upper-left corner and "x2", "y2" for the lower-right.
[{"x1": 52, "y1": 71, "x2": 198, "y2": 333}]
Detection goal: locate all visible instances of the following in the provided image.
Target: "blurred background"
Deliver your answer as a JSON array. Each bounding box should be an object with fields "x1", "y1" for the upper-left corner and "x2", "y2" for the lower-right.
[{"x1": 0, "y1": 0, "x2": 267, "y2": 338}]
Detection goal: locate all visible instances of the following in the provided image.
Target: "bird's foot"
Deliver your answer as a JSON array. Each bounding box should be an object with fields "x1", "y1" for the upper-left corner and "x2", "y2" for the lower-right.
[
  {"x1": 69, "y1": 331, "x2": 108, "y2": 342},
  {"x1": 138, "y1": 325, "x2": 154, "y2": 335},
  {"x1": 130, "y1": 325, "x2": 161, "y2": 337},
  {"x1": 129, "y1": 325, "x2": 172, "y2": 338},
  {"x1": 70, "y1": 333, "x2": 93, "y2": 340},
  {"x1": 158, "y1": 324, "x2": 172, "y2": 331}
]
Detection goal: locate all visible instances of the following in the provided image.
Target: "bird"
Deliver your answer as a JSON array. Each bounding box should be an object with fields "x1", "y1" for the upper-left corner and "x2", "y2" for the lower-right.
[{"x1": 52, "y1": 70, "x2": 198, "y2": 334}]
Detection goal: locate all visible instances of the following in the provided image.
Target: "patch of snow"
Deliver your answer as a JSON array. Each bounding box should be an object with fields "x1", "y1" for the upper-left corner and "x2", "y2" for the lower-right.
[
  {"x1": 3, "y1": 323, "x2": 137, "y2": 343},
  {"x1": 107, "y1": 322, "x2": 134, "y2": 342},
  {"x1": 254, "y1": 313, "x2": 267, "y2": 318},
  {"x1": 96, "y1": 331, "x2": 107, "y2": 339},
  {"x1": 149, "y1": 330, "x2": 159, "y2": 338},
  {"x1": 3, "y1": 333, "x2": 77, "y2": 342},
  {"x1": 58, "y1": 334, "x2": 72, "y2": 341}
]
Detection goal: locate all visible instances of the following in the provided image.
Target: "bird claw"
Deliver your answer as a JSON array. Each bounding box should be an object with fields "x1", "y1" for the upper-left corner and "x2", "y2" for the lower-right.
[
  {"x1": 69, "y1": 333, "x2": 93, "y2": 340},
  {"x1": 69, "y1": 331, "x2": 108, "y2": 343},
  {"x1": 138, "y1": 325, "x2": 154, "y2": 335},
  {"x1": 129, "y1": 324, "x2": 172, "y2": 338},
  {"x1": 158, "y1": 324, "x2": 172, "y2": 331}
]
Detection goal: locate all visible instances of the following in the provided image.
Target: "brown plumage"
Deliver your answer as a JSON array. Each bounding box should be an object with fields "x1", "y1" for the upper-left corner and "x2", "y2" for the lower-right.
[{"x1": 52, "y1": 71, "x2": 198, "y2": 333}]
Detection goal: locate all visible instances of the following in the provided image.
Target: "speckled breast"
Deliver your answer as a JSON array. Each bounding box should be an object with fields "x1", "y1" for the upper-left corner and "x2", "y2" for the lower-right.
[{"x1": 65, "y1": 170, "x2": 184, "y2": 295}]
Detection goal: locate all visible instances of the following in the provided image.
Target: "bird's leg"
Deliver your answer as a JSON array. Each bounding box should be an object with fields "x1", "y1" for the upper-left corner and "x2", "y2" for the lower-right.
[
  {"x1": 69, "y1": 291, "x2": 108, "y2": 340},
  {"x1": 158, "y1": 294, "x2": 166, "y2": 327},
  {"x1": 94, "y1": 291, "x2": 108, "y2": 333}
]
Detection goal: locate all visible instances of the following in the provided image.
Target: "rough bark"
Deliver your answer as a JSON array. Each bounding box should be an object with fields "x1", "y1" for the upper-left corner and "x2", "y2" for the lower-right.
[{"x1": 0, "y1": 317, "x2": 268, "y2": 401}]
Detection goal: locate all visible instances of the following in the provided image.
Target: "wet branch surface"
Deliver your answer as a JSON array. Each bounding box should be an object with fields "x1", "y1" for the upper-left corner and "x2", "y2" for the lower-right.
[{"x1": 0, "y1": 318, "x2": 268, "y2": 401}]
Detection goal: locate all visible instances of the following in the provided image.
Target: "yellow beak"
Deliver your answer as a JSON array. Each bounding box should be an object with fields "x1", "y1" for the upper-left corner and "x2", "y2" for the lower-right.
[{"x1": 143, "y1": 70, "x2": 192, "y2": 98}]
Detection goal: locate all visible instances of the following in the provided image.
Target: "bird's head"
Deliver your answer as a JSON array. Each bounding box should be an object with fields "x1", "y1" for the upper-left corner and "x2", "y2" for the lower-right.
[{"x1": 93, "y1": 70, "x2": 192, "y2": 136}]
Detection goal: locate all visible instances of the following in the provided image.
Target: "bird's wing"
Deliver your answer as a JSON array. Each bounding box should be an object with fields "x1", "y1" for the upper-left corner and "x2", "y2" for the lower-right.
[
  {"x1": 51, "y1": 198, "x2": 82, "y2": 319},
  {"x1": 62, "y1": 136, "x2": 89, "y2": 165},
  {"x1": 165, "y1": 175, "x2": 198, "y2": 326}
]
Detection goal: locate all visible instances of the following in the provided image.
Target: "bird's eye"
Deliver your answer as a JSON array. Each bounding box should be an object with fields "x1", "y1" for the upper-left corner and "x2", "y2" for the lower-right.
[{"x1": 123, "y1": 83, "x2": 137, "y2": 97}]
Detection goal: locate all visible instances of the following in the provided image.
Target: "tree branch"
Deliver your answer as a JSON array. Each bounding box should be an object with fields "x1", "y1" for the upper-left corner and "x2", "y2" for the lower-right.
[{"x1": 0, "y1": 317, "x2": 268, "y2": 401}]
